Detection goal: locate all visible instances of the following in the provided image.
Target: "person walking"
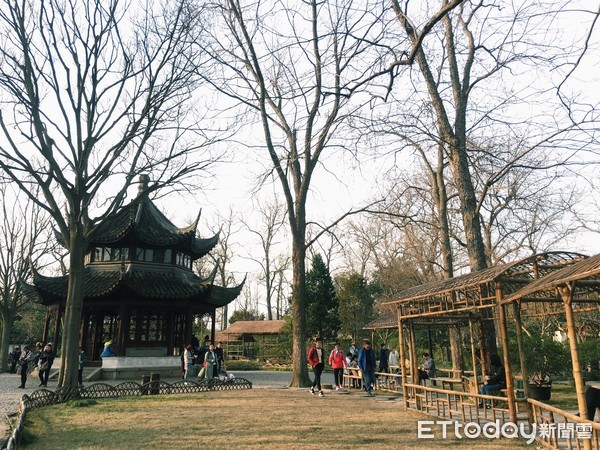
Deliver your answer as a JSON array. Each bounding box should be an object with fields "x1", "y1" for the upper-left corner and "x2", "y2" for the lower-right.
[
  {"x1": 328, "y1": 342, "x2": 346, "y2": 390},
  {"x1": 9, "y1": 346, "x2": 21, "y2": 374},
  {"x1": 204, "y1": 344, "x2": 218, "y2": 379},
  {"x1": 38, "y1": 343, "x2": 54, "y2": 387},
  {"x1": 183, "y1": 344, "x2": 194, "y2": 379},
  {"x1": 308, "y1": 339, "x2": 326, "y2": 397},
  {"x1": 358, "y1": 340, "x2": 376, "y2": 395},
  {"x1": 389, "y1": 347, "x2": 400, "y2": 371},
  {"x1": 378, "y1": 343, "x2": 389, "y2": 373},
  {"x1": 78, "y1": 347, "x2": 87, "y2": 387},
  {"x1": 17, "y1": 346, "x2": 32, "y2": 389},
  {"x1": 215, "y1": 342, "x2": 225, "y2": 373}
]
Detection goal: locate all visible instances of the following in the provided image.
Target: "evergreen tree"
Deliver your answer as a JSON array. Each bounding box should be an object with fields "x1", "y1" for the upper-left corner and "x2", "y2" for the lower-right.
[
  {"x1": 305, "y1": 254, "x2": 340, "y2": 340},
  {"x1": 336, "y1": 272, "x2": 376, "y2": 343}
]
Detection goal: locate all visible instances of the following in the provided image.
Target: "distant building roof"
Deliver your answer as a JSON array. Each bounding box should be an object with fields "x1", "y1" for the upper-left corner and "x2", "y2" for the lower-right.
[{"x1": 220, "y1": 320, "x2": 286, "y2": 337}]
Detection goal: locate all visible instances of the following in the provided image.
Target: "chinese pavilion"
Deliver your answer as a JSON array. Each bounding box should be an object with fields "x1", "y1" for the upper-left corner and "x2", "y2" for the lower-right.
[{"x1": 28, "y1": 180, "x2": 243, "y2": 367}]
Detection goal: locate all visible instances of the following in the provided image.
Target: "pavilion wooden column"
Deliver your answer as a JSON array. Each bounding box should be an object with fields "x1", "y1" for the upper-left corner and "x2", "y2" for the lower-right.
[
  {"x1": 468, "y1": 319, "x2": 479, "y2": 392},
  {"x1": 559, "y1": 283, "x2": 588, "y2": 421},
  {"x1": 397, "y1": 307, "x2": 408, "y2": 407},
  {"x1": 42, "y1": 307, "x2": 51, "y2": 344},
  {"x1": 496, "y1": 284, "x2": 517, "y2": 423},
  {"x1": 52, "y1": 303, "x2": 63, "y2": 347},
  {"x1": 512, "y1": 300, "x2": 533, "y2": 423},
  {"x1": 211, "y1": 309, "x2": 217, "y2": 344},
  {"x1": 79, "y1": 311, "x2": 90, "y2": 349},
  {"x1": 185, "y1": 303, "x2": 193, "y2": 346},
  {"x1": 166, "y1": 310, "x2": 174, "y2": 355},
  {"x1": 116, "y1": 303, "x2": 128, "y2": 357}
]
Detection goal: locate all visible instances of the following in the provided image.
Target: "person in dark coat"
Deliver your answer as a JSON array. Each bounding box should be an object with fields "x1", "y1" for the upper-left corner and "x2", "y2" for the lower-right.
[
  {"x1": 585, "y1": 385, "x2": 600, "y2": 421},
  {"x1": 358, "y1": 340, "x2": 377, "y2": 395},
  {"x1": 215, "y1": 342, "x2": 225, "y2": 373},
  {"x1": 38, "y1": 344, "x2": 54, "y2": 387},
  {"x1": 9, "y1": 346, "x2": 21, "y2": 373},
  {"x1": 17, "y1": 346, "x2": 32, "y2": 389},
  {"x1": 378, "y1": 343, "x2": 389, "y2": 373},
  {"x1": 479, "y1": 354, "x2": 506, "y2": 408}
]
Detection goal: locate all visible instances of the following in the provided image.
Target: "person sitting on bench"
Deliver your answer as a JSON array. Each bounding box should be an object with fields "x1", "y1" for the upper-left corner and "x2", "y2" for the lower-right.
[
  {"x1": 585, "y1": 385, "x2": 600, "y2": 421},
  {"x1": 418, "y1": 353, "x2": 436, "y2": 384},
  {"x1": 479, "y1": 354, "x2": 506, "y2": 408}
]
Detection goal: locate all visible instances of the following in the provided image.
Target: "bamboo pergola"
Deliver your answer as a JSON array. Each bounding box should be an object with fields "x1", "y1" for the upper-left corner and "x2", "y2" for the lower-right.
[
  {"x1": 502, "y1": 253, "x2": 600, "y2": 422},
  {"x1": 378, "y1": 251, "x2": 600, "y2": 445}
]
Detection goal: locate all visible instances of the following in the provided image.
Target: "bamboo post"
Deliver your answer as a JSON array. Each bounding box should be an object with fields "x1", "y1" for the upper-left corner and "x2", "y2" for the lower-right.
[
  {"x1": 477, "y1": 317, "x2": 488, "y2": 380},
  {"x1": 397, "y1": 307, "x2": 408, "y2": 407},
  {"x1": 559, "y1": 283, "x2": 589, "y2": 421},
  {"x1": 408, "y1": 321, "x2": 420, "y2": 409},
  {"x1": 468, "y1": 319, "x2": 479, "y2": 393},
  {"x1": 512, "y1": 300, "x2": 533, "y2": 424},
  {"x1": 496, "y1": 284, "x2": 517, "y2": 423},
  {"x1": 408, "y1": 322, "x2": 418, "y2": 384}
]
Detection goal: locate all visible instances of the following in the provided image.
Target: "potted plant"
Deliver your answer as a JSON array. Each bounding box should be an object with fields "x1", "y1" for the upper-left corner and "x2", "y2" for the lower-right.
[{"x1": 524, "y1": 335, "x2": 570, "y2": 401}]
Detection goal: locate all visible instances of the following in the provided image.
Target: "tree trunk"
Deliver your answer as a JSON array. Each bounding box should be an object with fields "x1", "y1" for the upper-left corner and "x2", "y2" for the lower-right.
[
  {"x1": 0, "y1": 310, "x2": 12, "y2": 372},
  {"x1": 289, "y1": 228, "x2": 311, "y2": 387},
  {"x1": 57, "y1": 226, "x2": 87, "y2": 388}
]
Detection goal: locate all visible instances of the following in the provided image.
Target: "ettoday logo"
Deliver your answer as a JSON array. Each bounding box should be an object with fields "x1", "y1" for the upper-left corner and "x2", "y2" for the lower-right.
[{"x1": 417, "y1": 420, "x2": 537, "y2": 444}]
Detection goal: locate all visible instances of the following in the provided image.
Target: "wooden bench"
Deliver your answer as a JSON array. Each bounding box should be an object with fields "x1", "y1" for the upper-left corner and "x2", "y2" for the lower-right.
[
  {"x1": 428, "y1": 377, "x2": 464, "y2": 391},
  {"x1": 375, "y1": 371, "x2": 402, "y2": 391},
  {"x1": 343, "y1": 368, "x2": 362, "y2": 389}
]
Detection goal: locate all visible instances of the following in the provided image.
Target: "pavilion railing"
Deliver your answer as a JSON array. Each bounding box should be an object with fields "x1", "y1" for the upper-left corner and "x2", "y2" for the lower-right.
[
  {"x1": 403, "y1": 382, "x2": 528, "y2": 424},
  {"x1": 528, "y1": 398, "x2": 600, "y2": 450}
]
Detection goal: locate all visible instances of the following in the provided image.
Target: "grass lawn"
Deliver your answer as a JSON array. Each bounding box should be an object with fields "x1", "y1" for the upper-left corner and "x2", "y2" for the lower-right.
[{"x1": 19, "y1": 388, "x2": 531, "y2": 449}]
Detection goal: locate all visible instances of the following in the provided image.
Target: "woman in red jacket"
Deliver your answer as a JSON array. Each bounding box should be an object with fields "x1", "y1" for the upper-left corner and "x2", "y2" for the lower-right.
[
  {"x1": 307, "y1": 339, "x2": 326, "y2": 397},
  {"x1": 329, "y1": 342, "x2": 347, "y2": 390}
]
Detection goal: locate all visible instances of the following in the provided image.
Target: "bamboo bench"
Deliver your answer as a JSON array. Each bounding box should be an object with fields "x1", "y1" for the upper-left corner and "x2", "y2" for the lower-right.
[{"x1": 343, "y1": 368, "x2": 363, "y2": 389}]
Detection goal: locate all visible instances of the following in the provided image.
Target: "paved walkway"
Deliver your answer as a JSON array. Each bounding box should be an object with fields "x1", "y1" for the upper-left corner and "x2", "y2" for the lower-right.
[{"x1": 0, "y1": 370, "x2": 295, "y2": 442}]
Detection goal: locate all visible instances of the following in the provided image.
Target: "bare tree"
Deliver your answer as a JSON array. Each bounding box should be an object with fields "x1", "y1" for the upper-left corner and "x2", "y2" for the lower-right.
[
  {"x1": 0, "y1": 0, "x2": 221, "y2": 387},
  {"x1": 194, "y1": 208, "x2": 240, "y2": 330},
  {"x1": 0, "y1": 184, "x2": 51, "y2": 372},
  {"x1": 242, "y1": 199, "x2": 290, "y2": 321},
  {"x1": 200, "y1": 0, "x2": 462, "y2": 387}
]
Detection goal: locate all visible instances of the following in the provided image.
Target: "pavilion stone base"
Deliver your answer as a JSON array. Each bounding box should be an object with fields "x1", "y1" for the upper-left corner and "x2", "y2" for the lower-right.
[{"x1": 99, "y1": 356, "x2": 182, "y2": 380}]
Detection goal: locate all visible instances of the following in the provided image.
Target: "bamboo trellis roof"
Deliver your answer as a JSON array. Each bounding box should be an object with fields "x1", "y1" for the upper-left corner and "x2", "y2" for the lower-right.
[
  {"x1": 502, "y1": 252, "x2": 600, "y2": 305},
  {"x1": 380, "y1": 251, "x2": 586, "y2": 320}
]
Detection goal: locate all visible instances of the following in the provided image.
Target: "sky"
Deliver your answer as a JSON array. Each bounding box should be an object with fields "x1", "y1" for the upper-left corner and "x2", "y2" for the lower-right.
[{"x1": 2, "y1": 0, "x2": 600, "y2": 321}]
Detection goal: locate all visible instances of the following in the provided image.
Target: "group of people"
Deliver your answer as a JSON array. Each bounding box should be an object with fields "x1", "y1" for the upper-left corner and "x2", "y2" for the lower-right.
[
  {"x1": 308, "y1": 339, "x2": 398, "y2": 397},
  {"x1": 181, "y1": 336, "x2": 225, "y2": 381},
  {"x1": 12, "y1": 342, "x2": 55, "y2": 389}
]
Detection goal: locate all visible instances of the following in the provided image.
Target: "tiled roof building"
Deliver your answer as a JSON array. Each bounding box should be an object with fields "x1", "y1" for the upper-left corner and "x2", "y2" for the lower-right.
[{"x1": 28, "y1": 178, "x2": 243, "y2": 361}]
